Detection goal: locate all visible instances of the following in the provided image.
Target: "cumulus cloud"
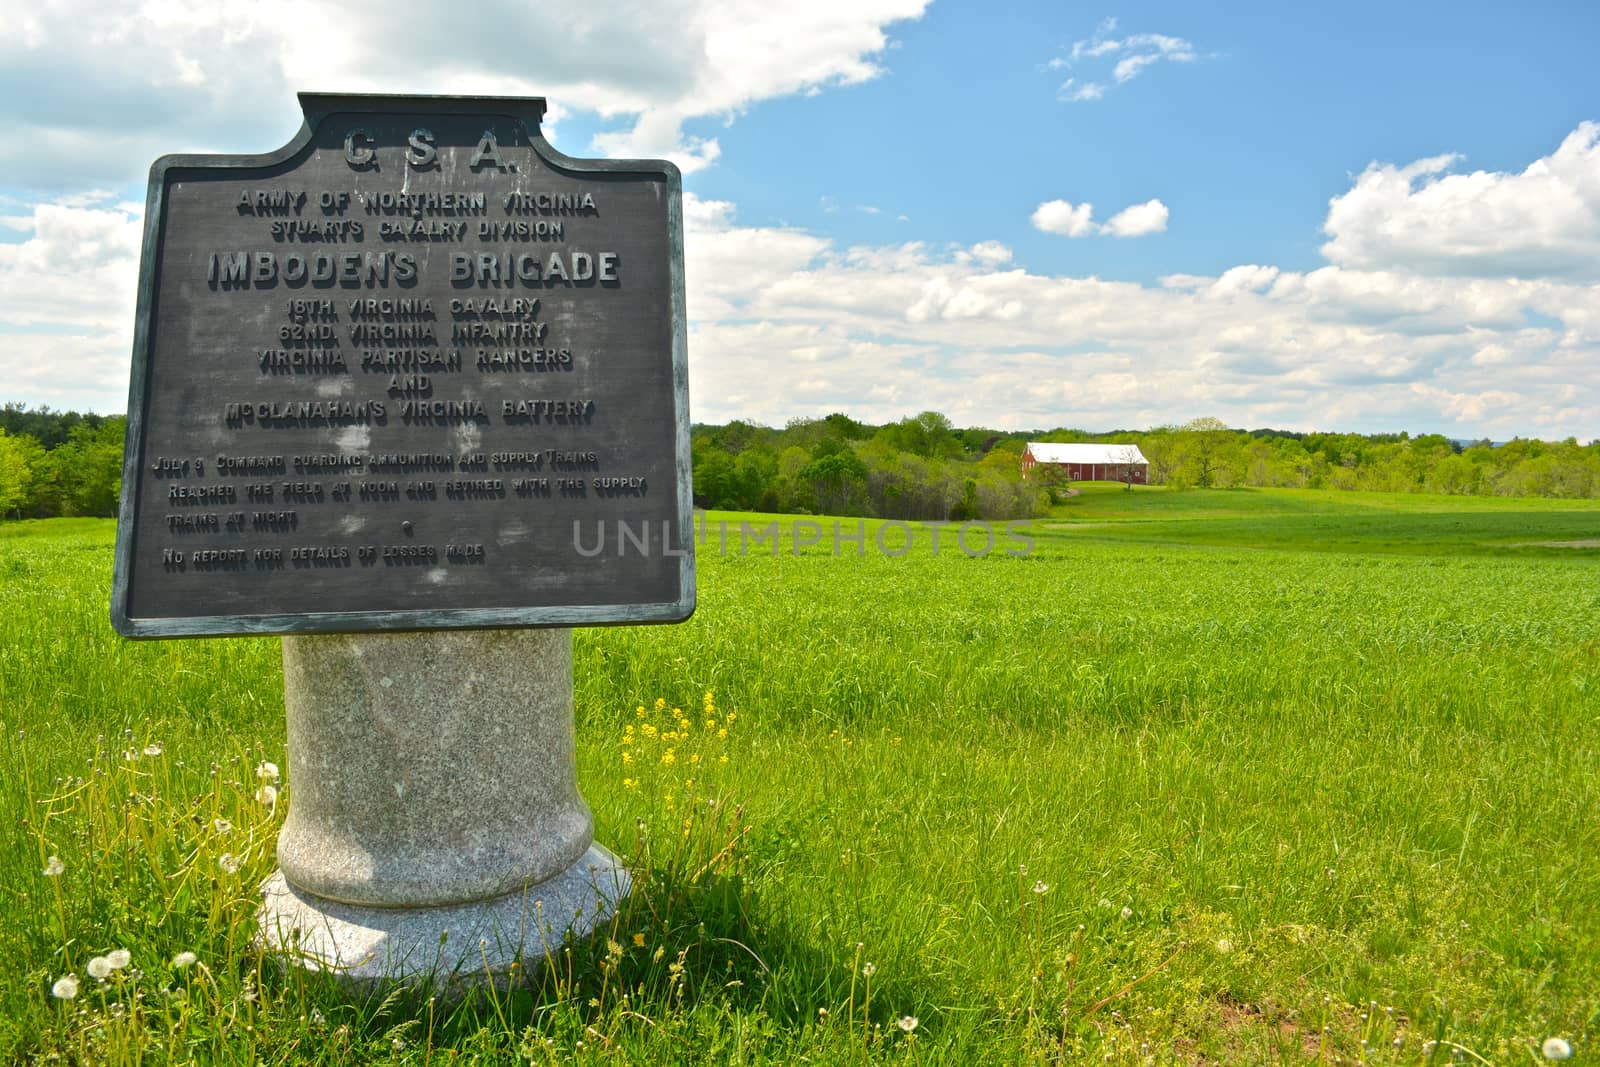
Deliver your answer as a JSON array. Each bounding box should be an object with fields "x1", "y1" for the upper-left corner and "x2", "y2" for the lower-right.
[
  {"x1": 0, "y1": 198, "x2": 143, "y2": 411},
  {"x1": 1030, "y1": 199, "x2": 1098, "y2": 237},
  {"x1": 675, "y1": 133, "x2": 1600, "y2": 435},
  {"x1": 1052, "y1": 17, "x2": 1202, "y2": 101},
  {"x1": 1321, "y1": 122, "x2": 1600, "y2": 281},
  {"x1": 1032, "y1": 198, "x2": 1169, "y2": 238},
  {"x1": 1102, "y1": 199, "x2": 1169, "y2": 237},
  {"x1": 0, "y1": 0, "x2": 930, "y2": 186}
]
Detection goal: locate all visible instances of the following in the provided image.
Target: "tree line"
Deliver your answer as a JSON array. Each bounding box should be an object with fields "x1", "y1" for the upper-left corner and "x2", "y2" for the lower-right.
[
  {"x1": 692, "y1": 413, "x2": 1600, "y2": 518},
  {"x1": 1133, "y1": 417, "x2": 1600, "y2": 497},
  {"x1": 4, "y1": 404, "x2": 1598, "y2": 524},
  {"x1": 0, "y1": 405, "x2": 126, "y2": 519}
]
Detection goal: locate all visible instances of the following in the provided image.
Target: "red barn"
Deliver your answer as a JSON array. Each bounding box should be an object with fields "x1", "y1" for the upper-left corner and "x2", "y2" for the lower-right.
[{"x1": 1021, "y1": 442, "x2": 1148, "y2": 484}]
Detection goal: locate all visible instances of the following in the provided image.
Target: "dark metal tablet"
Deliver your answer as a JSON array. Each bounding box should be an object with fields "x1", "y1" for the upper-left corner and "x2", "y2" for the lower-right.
[{"x1": 112, "y1": 94, "x2": 693, "y2": 637}]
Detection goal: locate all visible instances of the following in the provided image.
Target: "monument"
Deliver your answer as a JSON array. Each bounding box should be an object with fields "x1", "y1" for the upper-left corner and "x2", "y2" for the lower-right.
[{"x1": 111, "y1": 94, "x2": 692, "y2": 987}]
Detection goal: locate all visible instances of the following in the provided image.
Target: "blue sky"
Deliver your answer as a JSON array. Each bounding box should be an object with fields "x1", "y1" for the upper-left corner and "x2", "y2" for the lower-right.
[{"x1": 1, "y1": 0, "x2": 1597, "y2": 438}]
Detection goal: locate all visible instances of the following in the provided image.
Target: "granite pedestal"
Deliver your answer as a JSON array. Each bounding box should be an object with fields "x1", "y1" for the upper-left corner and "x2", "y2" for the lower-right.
[{"x1": 257, "y1": 628, "x2": 629, "y2": 989}]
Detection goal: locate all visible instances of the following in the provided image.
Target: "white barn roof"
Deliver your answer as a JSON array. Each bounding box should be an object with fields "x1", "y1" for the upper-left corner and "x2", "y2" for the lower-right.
[{"x1": 1026, "y1": 443, "x2": 1148, "y2": 465}]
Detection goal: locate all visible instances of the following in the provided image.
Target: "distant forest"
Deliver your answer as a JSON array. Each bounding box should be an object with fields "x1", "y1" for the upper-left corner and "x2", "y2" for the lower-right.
[
  {"x1": 2, "y1": 404, "x2": 1597, "y2": 523},
  {"x1": 690, "y1": 413, "x2": 1600, "y2": 520}
]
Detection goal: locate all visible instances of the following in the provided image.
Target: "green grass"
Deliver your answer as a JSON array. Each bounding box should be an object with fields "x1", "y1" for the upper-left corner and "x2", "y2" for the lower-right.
[
  {"x1": 1044, "y1": 484, "x2": 1600, "y2": 558},
  {"x1": 2, "y1": 489, "x2": 1597, "y2": 1063}
]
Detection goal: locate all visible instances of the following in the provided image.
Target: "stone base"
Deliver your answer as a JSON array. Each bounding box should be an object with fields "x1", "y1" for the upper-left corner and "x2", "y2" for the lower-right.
[{"x1": 257, "y1": 843, "x2": 631, "y2": 992}]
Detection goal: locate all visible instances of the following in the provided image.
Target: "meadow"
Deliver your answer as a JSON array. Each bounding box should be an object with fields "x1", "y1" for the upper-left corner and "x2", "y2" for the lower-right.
[{"x1": 1, "y1": 486, "x2": 1596, "y2": 1064}]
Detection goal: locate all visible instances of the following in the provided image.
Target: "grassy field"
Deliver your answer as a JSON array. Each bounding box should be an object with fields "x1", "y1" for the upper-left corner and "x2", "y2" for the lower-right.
[{"x1": 1, "y1": 487, "x2": 1596, "y2": 1063}]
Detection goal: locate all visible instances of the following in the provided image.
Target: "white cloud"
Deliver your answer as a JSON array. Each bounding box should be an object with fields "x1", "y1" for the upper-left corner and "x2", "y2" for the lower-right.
[
  {"x1": 968, "y1": 241, "x2": 1015, "y2": 266},
  {"x1": 1030, "y1": 200, "x2": 1098, "y2": 237},
  {"x1": 1032, "y1": 198, "x2": 1169, "y2": 238},
  {"x1": 1052, "y1": 19, "x2": 1202, "y2": 100},
  {"x1": 674, "y1": 127, "x2": 1600, "y2": 436},
  {"x1": 1321, "y1": 122, "x2": 1600, "y2": 281},
  {"x1": 0, "y1": 0, "x2": 930, "y2": 187},
  {"x1": 0, "y1": 198, "x2": 143, "y2": 412},
  {"x1": 1058, "y1": 79, "x2": 1107, "y2": 102},
  {"x1": 1113, "y1": 55, "x2": 1162, "y2": 83},
  {"x1": 1102, "y1": 199, "x2": 1170, "y2": 237}
]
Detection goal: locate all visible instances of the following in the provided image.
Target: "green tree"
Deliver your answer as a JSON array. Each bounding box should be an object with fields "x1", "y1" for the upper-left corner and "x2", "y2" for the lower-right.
[
  {"x1": 798, "y1": 450, "x2": 870, "y2": 516},
  {"x1": 0, "y1": 429, "x2": 35, "y2": 518},
  {"x1": 53, "y1": 418, "x2": 125, "y2": 517}
]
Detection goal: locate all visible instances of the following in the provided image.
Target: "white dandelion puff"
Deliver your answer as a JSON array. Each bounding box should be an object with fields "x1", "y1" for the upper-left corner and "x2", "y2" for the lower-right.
[
  {"x1": 106, "y1": 949, "x2": 131, "y2": 970},
  {"x1": 1032, "y1": 880, "x2": 1049, "y2": 895},
  {"x1": 51, "y1": 974, "x2": 79, "y2": 999},
  {"x1": 1542, "y1": 1037, "x2": 1572, "y2": 1060},
  {"x1": 1216, "y1": 938, "x2": 1234, "y2": 953},
  {"x1": 862, "y1": 962, "x2": 876, "y2": 978},
  {"x1": 212, "y1": 818, "x2": 232, "y2": 834},
  {"x1": 219, "y1": 852, "x2": 242, "y2": 874},
  {"x1": 1120, "y1": 906, "x2": 1133, "y2": 919},
  {"x1": 143, "y1": 743, "x2": 163, "y2": 757},
  {"x1": 172, "y1": 951, "x2": 198, "y2": 969},
  {"x1": 255, "y1": 761, "x2": 280, "y2": 783},
  {"x1": 255, "y1": 784, "x2": 277, "y2": 806},
  {"x1": 43, "y1": 856, "x2": 64, "y2": 877},
  {"x1": 898, "y1": 1015, "x2": 919, "y2": 1033},
  {"x1": 87, "y1": 956, "x2": 112, "y2": 980}
]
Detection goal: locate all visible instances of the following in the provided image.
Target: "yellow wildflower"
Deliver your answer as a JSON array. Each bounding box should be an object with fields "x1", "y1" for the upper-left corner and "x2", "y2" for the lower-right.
[
  {"x1": 621, "y1": 751, "x2": 633, "y2": 764},
  {"x1": 705, "y1": 718, "x2": 716, "y2": 730},
  {"x1": 719, "y1": 755, "x2": 729, "y2": 764},
  {"x1": 718, "y1": 728, "x2": 728, "y2": 739},
  {"x1": 690, "y1": 753, "x2": 701, "y2": 765},
  {"x1": 654, "y1": 698, "x2": 666, "y2": 711},
  {"x1": 623, "y1": 778, "x2": 637, "y2": 790},
  {"x1": 641, "y1": 723, "x2": 658, "y2": 738},
  {"x1": 635, "y1": 706, "x2": 646, "y2": 718},
  {"x1": 633, "y1": 932, "x2": 646, "y2": 948},
  {"x1": 661, "y1": 749, "x2": 676, "y2": 766}
]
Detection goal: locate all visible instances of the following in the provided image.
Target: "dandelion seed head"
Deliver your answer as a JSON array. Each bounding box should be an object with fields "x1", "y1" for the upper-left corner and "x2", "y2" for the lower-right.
[
  {"x1": 1542, "y1": 1037, "x2": 1573, "y2": 1060},
  {"x1": 898, "y1": 1015, "x2": 919, "y2": 1032},
  {"x1": 43, "y1": 856, "x2": 64, "y2": 877},
  {"x1": 255, "y1": 761, "x2": 280, "y2": 782},
  {"x1": 1120, "y1": 906, "x2": 1133, "y2": 919},
  {"x1": 51, "y1": 974, "x2": 79, "y2": 999},
  {"x1": 862, "y1": 962, "x2": 876, "y2": 978},
  {"x1": 1032, "y1": 880, "x2": 1049, "y2": 895},
  {"x1": 255, "y1": 784, "x2": 277, "y2": 806},
  {"x1": 212, "y1": 818, "x2": 232, "y2": 834},
  {"x1": 219, "y1": 852, "x2": 242, "y2": 874},
  {"x1": 87, "y1": 956, "x2": 112, "y2": 980},
  {"x1": 106, "y1": 949, "x2": 131, "y2": 970},
  {"x1": 143, "y1": 743, "x2": 163, "y2": 757},
  {"x1": 1216, "y1": 938, "x2": 1234, "y2": 953},
  {"x1": 172, "y1": 951, "x2": 197, "y2": 969}
]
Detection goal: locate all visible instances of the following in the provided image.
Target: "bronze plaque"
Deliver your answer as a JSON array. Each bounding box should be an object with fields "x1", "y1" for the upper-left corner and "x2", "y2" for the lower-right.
[{"x1": 112, "y1": 94, "x2": 693, "y2": 637}]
